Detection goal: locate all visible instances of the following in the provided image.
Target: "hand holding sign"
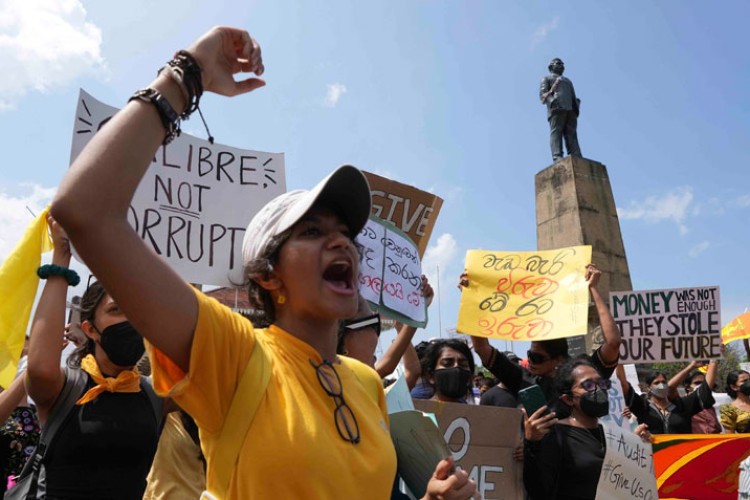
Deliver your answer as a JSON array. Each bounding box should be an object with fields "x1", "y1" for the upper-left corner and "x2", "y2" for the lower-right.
[{"x1": 356, "y1": 217, "x2": 427, "y2": 327}]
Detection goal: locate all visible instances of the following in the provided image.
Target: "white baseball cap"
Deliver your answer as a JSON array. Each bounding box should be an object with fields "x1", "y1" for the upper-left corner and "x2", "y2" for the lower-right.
[{"x1": 241, "y1": 165, "x2": 371, "y2": 266}]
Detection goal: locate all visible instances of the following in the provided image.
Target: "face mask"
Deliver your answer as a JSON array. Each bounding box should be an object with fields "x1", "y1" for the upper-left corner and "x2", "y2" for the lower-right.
[
  {"x1": 740, "y1": 381, "x2": 750, "y2": 396},
  {"x1": 434, "y1": 367, "x2": 472, "y2": 399},
  {"x1": 579, "y1": 388, "x2": 610, "y2": 418},
  {"x1": 94, "y1": 321, "x2": 145, "y2": 367},
  {"x1": 650, "y1": 383, "x2": 668, "y2": 399}
]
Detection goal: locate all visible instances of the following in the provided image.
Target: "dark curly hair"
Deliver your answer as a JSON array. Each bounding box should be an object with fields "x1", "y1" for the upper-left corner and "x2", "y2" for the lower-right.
[
  {"x1": 421, "y1": 339, "x2": 475, "y2": 382},
  {"x1": 242, "y1": 229, "x2": 292, "y2": 328},
  {"x1": 67, "y1": 280, "x2": 107, "y2": 367}
]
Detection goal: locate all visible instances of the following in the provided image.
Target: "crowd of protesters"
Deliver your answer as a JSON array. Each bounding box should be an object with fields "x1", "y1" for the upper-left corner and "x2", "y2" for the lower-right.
[{"x1": 0, "y1": 24, "x2": 748, "y2": 500}]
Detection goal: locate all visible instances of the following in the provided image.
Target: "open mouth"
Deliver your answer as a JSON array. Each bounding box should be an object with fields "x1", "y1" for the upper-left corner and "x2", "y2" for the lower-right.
[{"x1": 323, "y1": 260, "x2": 354, "y2": 293}]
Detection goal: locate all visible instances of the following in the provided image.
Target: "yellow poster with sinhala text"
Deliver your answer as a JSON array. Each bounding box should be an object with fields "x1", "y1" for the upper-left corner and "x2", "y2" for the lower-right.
[{"x1": 457, "y1": 246, "x2": 591, "y2": 341}]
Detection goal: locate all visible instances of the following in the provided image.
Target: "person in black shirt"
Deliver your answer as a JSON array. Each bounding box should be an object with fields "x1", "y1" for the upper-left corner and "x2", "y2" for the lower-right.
[
  {"x1": 523, "y1": 357, "x2": 650, "y2": 500},
  {"x1": 617, "y1": 364, "x2": 715, "y2": 434}
]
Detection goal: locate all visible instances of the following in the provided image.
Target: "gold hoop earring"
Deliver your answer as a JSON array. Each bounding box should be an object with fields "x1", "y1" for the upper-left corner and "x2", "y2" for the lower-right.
[{"x1": 277, "y1": 295, "x2": 286, "y2": 305}]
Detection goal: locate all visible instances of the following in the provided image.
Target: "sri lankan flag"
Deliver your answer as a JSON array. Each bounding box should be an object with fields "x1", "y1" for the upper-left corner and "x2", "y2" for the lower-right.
[{"x1": 653, "y1": 434, "x2": 750, "y2": 499}]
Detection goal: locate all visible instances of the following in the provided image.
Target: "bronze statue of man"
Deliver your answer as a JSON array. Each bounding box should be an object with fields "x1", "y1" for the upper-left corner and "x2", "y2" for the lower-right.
[{"x1": 540, "y1": 58, "x2": 581, "y2": 163}]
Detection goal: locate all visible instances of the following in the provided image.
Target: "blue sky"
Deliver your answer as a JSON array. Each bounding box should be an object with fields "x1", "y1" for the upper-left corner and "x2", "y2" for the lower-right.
[{"x1": 1, "y1": 0, "x2": 749, "y2": 360}]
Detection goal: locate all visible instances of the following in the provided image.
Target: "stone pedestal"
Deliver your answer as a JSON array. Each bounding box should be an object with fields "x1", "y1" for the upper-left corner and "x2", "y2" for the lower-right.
[{"x1": 535, "y1": 156, "x2": 632, "y2": 354}]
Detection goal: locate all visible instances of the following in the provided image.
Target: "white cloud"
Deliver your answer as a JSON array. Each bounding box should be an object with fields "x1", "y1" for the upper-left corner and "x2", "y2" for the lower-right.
[
  {"x1": 735, "y1": 194, "x2": 750, "y2": 208},
  {"x1": 0, "y1": 183, "x2": 57, "y2": 261},
  {"x1": 323, "y1": 83, "x2": 347, "y2": 107},
  {"x1": 688, "y1": 241, "x2": 710, "y2": 258},
  {"x1": 617, "y1": 186, "x2": 694, "y2": 235},
  {"x1": 421, "y1": 233, "x2": 458, "y2": 292},
  {"x1": 530, "y1": 16, "x2": 560, "y2": 50},
  {"x1": 0, "y1": 0, "x2": 106, "y2": 111}
]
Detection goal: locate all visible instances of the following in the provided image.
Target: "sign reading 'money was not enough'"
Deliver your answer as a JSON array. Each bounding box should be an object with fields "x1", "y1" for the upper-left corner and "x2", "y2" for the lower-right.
[
  {"x1": 610, "y1": 286, "x2": 721, "y2": 363},
  {"x1": 70, "y1": 89, "x2": 286, "y2": 287}
]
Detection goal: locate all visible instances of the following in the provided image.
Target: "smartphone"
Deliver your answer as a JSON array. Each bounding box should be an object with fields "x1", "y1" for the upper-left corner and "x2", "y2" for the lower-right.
[{"x1": 518, "y1": 384, "x2": 548, "y2": 416}]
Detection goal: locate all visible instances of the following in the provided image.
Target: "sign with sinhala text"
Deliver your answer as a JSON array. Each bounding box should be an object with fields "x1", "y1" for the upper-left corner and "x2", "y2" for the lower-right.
[
  {"x1": 69, "y1": 89, "x2": 286, "y2": 287},
  {"x1": 356, "y1": 217, "x2": 427, "y2": 327},
  {"x1": 457, "y1": 246, "x2": 591, "y2": 341},
  {"x1": 610, "y1": 286, "x2": 721, "y2": 364}
]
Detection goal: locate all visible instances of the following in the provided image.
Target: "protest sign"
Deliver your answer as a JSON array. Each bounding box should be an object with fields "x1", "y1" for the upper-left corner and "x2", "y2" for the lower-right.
[
  {"x1": 722, "y1": 311, "x2": 750, "y2": 344},
  {"x1": 456, "y1": 246, "x2": 591, "y2": 341},
  {"x1": 414, "y1": 400, "x2": 523, "y2": 500},
  {"x1": 596, "y1": 422, "x2": 657, "y2": 500},
  {"x1": 363, "y1": 171, "x2": 443, "y2": 257},
  {"x1": 389, "y1": 410, "x2": 451, "y2": 498},
  {"x1": 70, "y1": 89, "x2": 286, "y2": 287},
  {"x1": 610, "y1": 286, "x2": 721, "y2": 363},
  {"x1": 356, "y1": 217, "x2": 427, "y2": 327},
  {"x1": 652, "y1": 434, "x2": 750, "y2": 500},
  {"x1": 599, "y1": 375, "x2": 636, "y2": 432}
]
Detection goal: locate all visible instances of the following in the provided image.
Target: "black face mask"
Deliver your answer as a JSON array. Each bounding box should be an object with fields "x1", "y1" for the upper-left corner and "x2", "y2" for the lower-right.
[
  {"x1": 434, "y1": 367, "x2": 472, "y2": 400},
  {"x1": 579, "y1": 388, "x2": 610, "y2": 418},
  {"x1": 93, "y1": 321, "x2": 145, "y2": 367},
  {"x1": 740, "y1": 381, "x2": 750, "y2": 396}
]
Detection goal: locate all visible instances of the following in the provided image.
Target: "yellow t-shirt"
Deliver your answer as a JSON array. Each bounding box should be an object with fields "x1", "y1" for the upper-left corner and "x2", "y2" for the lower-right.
[
  {"x1": 142, "y1": 412, "x2": 206, "y2": 500},
  {"x1": 149, "y1": 290, "x2": 397, "y2": 499}
]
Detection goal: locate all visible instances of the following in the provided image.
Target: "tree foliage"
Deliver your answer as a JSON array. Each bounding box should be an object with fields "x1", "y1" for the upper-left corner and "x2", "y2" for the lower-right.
[{"x1": 637, "y1": 342, "x2": 746, "y2": 393}]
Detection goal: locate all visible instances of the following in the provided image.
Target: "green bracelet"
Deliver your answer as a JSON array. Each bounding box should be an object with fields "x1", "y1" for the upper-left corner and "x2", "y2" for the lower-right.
[{"x1": 37, "y1": 264, "x2": 81, "y2": 286}]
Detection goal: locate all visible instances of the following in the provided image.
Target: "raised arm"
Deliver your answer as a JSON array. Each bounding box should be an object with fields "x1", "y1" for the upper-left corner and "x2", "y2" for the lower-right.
[
  {"x1": 667, "y1": 360, "x2": 700, "y2": 401},
  {"x1": 587, "y1": 265, "x2": 621, "y2": 366},
  {"x1": 25, "y1": 216, "x2": 70, "y2": 418},
  {"x1": 51, "y1": 27, "x2": 265, "y2": 372},
  {"x1": 401, "y1": 342, "x2": 421, "y2": 390},
  {"x1": 375, "y1": 277, "x2": 434, "y2": 378}
]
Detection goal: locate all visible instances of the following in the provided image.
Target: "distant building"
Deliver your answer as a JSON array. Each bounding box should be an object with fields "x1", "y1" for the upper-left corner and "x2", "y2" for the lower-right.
[{"x1": 205, "y1": 287, "x2": 254, "y2": 318}]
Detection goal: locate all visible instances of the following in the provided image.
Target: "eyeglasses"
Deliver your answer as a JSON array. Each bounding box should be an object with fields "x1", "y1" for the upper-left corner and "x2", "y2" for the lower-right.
[
  {"x1": 309, "y1": 359, "x2": 361, "y2": 444},
  {"x1": 579, "y1": 379, "x2": 612, "y2": 392},
  {"x1": 527, "y1": 350, "x2": 550, "y2": 365},
  {"x1": 342, "y1": 313, "x2": 381, "y2": 337}
]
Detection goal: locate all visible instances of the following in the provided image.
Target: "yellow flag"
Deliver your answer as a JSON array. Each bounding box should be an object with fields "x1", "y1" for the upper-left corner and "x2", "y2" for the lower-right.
[
  {"x1": 0, "y1": 207, "x2": 52, "y2": 389},
  {"x1": 457, "y1": 246, "x2": 591, "y2": 341},
  {"x1": 721, "y1": 311, "x2": 750, "y2": 344}
]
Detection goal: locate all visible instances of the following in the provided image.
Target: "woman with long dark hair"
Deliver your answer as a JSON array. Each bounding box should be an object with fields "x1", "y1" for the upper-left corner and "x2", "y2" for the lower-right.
[
  {"x1": 523, "y1": 357, "x2": 650, "y2": 500},
  {"x1": 22, "y1": 216, "x2": 162, "y2": 498}
]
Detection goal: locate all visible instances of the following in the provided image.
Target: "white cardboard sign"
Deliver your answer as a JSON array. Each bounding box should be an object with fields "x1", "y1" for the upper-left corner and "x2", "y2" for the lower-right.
[
  {"x1": 70, "y1": 89, "x2": 286, "y2": 287},
  {"x1": 356, "y1": 217, "x2": 426, "y2": 327}
]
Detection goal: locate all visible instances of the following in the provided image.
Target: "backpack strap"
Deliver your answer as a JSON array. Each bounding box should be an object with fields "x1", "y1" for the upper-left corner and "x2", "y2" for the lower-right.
[
  {"x1": 42, "y1": 367, "x2": 88, "y2": 446},
  {"x1": 13, "y1": 367, "x2": 87, "y2": 482},
  {"x1": 204, "y1": 340, "x2": 272, "y2": 499}
]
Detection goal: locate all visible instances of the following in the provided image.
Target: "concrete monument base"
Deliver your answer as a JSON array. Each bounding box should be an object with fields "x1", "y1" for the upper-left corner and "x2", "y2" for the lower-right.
[{"x1": 535, "y1": 156, "x2": 632, "y2": 354}]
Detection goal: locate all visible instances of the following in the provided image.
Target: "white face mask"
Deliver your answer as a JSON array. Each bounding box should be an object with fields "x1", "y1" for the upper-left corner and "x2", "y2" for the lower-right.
[{"x1": 650, "y1": 382, "x2": 668, "y2": 399}]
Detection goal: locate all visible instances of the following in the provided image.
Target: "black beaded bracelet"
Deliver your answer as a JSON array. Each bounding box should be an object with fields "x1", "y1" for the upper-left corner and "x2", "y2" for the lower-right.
[
  {"x1": 129, "y1": 88, "x2": 181, "y2": 144},
  {"x1": 37, "y1": 264, "x2": 81, "y2": 286}
]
